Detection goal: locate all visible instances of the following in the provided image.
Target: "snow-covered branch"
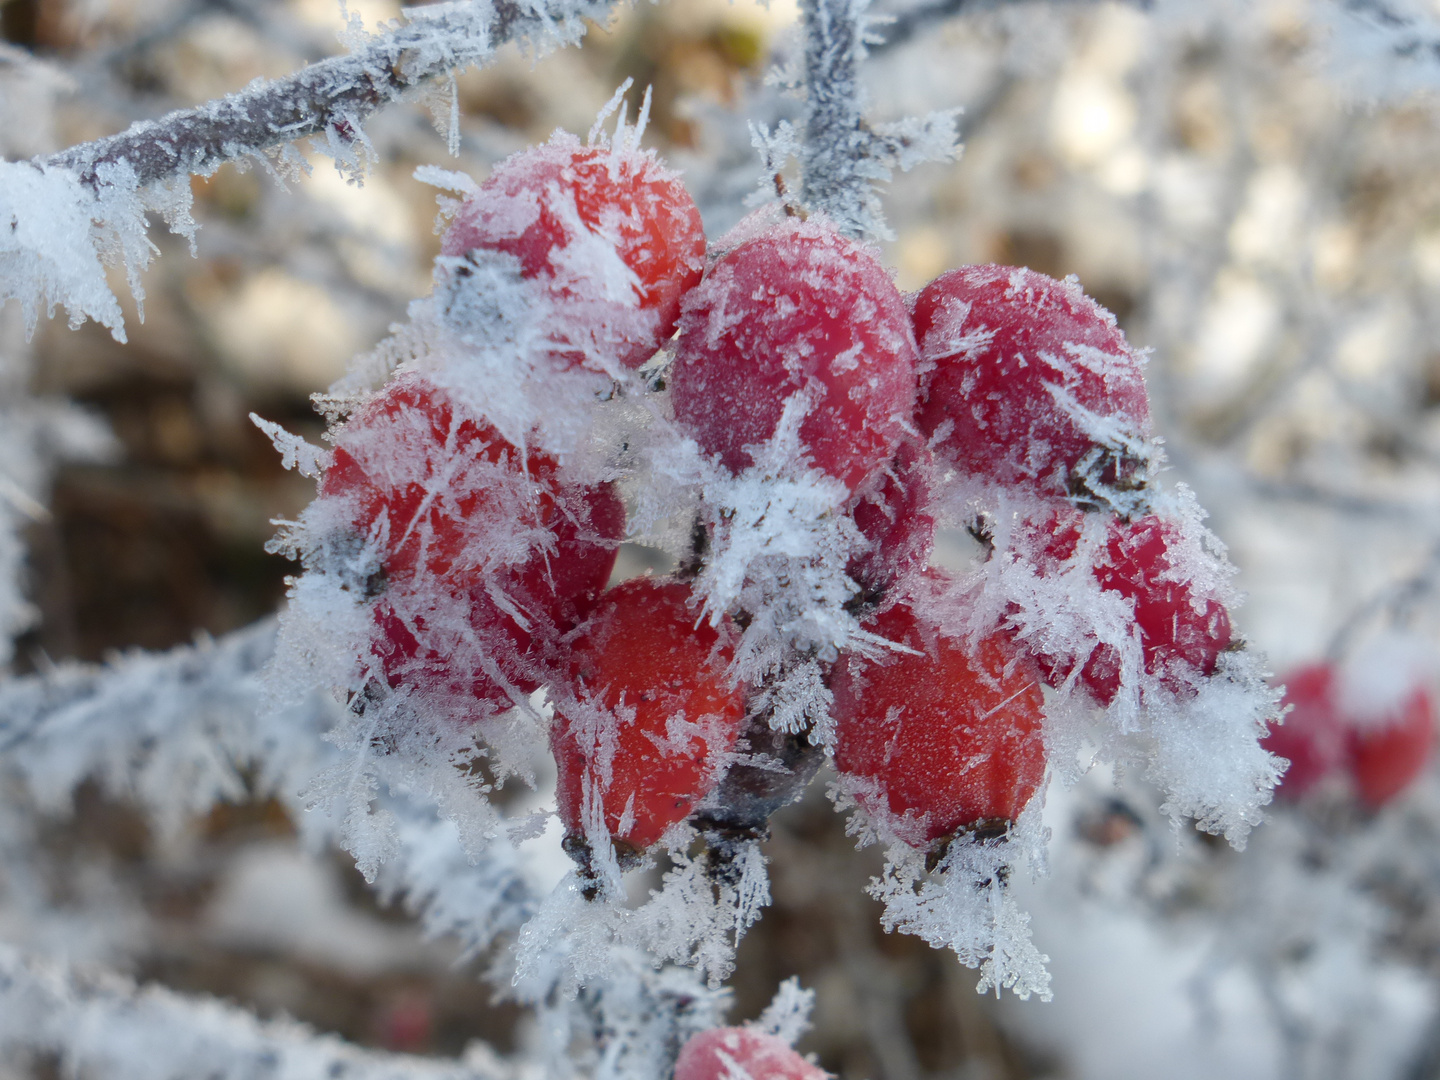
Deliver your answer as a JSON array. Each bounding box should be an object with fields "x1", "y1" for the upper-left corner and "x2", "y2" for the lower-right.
[
  {"x1": 795, "y1": 0, "x2": 958, "y2": 237},
  {"x1": 0, "y1": 941, "x2": 514, "y2": 1080},
  {"x1": 42, "y1": 0, "x2": 616, "y2": 192}
]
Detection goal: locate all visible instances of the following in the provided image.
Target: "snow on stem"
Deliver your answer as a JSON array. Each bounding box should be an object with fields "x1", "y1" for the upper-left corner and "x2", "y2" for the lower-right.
[
  {"x1": 42, "y1": 0, "x2": 616, "y2": 193},
  {"x1": 0, "y1": 941, "x2": 513, "y2": 1080}
]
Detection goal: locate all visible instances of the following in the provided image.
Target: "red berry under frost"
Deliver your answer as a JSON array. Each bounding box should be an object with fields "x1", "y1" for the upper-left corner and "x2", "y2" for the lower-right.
[
  {"x1": 552, "y1": 577, "x2": 745, "y2": 853},
  {"x1": 831, "y1": 587, "x2": 1047, "y2": 848},
  {"x1": 671, "y1": 217, "x2": 919, "y2": 490},
  {"x1": 845, "y1": 437, "x2": 936, "y2": 607},
  {"x1": 675, "y1": 1028, "x2": 828, "y2": 1080},
  {"x1": 441, "y1": 133, "x2": 706, "y2": 370},
  {"x1": 1026, "y1": 510, "x2": 1232, "y2": 706},
  {"x1": 321, "y1": 374, "x2": 622, "y2": 712},
  {"x1": 913, "y1": 264, "x2": 1152, "y2": 502}
]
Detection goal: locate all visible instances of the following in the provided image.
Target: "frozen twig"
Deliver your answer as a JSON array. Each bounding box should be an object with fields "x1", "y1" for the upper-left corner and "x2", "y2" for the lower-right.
[
  {"x1": 42, "y1": 0, "x2": 615, "y2": 192},
  {"x1": 0, "y1": 941, "x2": 515, "y2": 1080},
  {"x1": 796, "y1": 0, "x2": 959, "y2": 238}
]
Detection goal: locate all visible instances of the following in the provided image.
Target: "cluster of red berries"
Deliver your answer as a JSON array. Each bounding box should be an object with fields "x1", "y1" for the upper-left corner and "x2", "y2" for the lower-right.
[
  {"x1": 312, "y1": 132, "x2": 1241, "y2": 876},
  {"x1": 1264, "y1": 660, "x2": 1435, "y2": 808}
]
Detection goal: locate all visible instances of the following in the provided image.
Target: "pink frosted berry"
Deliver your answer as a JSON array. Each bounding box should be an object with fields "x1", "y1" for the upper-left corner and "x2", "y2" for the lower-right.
[
  {"x1": 442, "y1": 133, "x2": 706, "y2": 369},
  {"x1": 671, "y1": 217, "x2": 919, "y2": 491},
  {"x1": 913, "y1": 264, "x2": 1151, "y2": 501},
  {"x1": 675, "y1": 1027, "x2": 829, "y2": 1080}
]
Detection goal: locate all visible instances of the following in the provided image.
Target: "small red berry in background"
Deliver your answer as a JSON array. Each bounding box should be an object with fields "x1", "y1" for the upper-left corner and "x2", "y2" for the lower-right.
[
  {"x1": 1024, "y1": 510, "x2": 1232, "y2": 706},
  {"x1": 552, "y1": 578, "x2": 745, "y2": 853},
  {"x1": 441, "y1": 134, "x2": 706, "y2": 369},
  {"x1": 1264, "y1": 658, "x2": 1435, "y2": 806},
  {"x1": 670, "y1": 216, "x2": 919, "y2": 491},
  {"x1": 675, "y1": 1027, "x2": 829, "y2": 1080},
  {"x1": 1261, "y1": 664, "x2": 1348, "y2": 799},
  {"x1": 321, "y1": 374, "x2": 623, "y2": 713},
  {"x1": 912, "y1": 264, "x2": 1151, "y2": 499},
  {"x1": 1349, "y1": 685, "x2": 1435, "y2": 807},
  {"x1": 830, "y1": 583, "x2": 1047, "y2": 849},
  {"x1": 845, "y1": 437, "x2": 936, "y2": 609}
]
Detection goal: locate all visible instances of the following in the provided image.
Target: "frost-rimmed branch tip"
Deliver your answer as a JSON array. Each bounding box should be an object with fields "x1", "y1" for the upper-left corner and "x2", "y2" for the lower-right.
[
  {"x1": 42, "y1": 0, "x2": 617, "y2": 193},
  {"x1": 795, "y1": 0, "x2": 960, "y2": 239},
  {"x1": 7, "y1": 0, "x2": 621, "y2": 341}
]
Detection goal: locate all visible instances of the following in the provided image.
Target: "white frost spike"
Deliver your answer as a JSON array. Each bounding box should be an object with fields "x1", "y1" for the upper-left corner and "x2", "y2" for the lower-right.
[
  {"x1": 870, "y1": 839, "x2": 1053, "y2": 1002},
  {"x1": 755, "y1": 977, "x2": 816, "y2": 1045},
  {"x1": 0, "y1": 162, "x2": 127, "y2": 338},
  {"x1": 249, "y1": 414, "x2": 330, "y2": 479}
]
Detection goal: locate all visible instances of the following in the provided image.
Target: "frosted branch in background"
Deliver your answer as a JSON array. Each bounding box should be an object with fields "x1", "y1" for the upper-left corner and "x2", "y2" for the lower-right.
[
  {"x1": 0, "y1": 942, "x2": 514, "y2": 1080},
  {"x1": 2, "y1": 0, "x2": 621, "y2": 342}
]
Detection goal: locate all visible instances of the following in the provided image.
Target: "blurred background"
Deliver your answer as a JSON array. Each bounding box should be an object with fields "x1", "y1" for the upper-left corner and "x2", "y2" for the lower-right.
[{"x1": 4, "y1": 0, "x2": 1440, "y2": 1076}]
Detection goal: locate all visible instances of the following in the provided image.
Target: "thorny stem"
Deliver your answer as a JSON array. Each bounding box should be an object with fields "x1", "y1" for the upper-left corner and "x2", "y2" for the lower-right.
[{"x1": 42, "y1": 0, "x2": 614, "y2": 192}]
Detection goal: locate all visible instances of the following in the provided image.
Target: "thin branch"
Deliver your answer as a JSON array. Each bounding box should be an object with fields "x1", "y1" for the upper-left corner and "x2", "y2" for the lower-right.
[
  {"x1": 42, "y1": 0, "x2": 614, "y2": 192},
  {"x1": 798, "y1": 0, "x2": 872, "y2": 234},
  {"x1": 0, "y1": 941, "x2": 512, "y2": 1080}
]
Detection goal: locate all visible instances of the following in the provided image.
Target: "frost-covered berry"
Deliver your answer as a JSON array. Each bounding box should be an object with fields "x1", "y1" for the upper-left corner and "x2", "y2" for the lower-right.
[
  {"x1": 321, "y1": 374, "x2": 622, "y2": 711},
  {"x1": 845, "y1": 437, "x2": 936, "y2": 608},
  {"x1": 675, "y1": 1027, "x2": 829, "y2": 1080},
  {"x1": 913, "y1": 264, "x2": 1151, "y2": 502},
  {"x1": 1029, "y1": 511, "x2": 1232, "y2": 706},
  {"x1": 1262, "y1": 664, "x2": 1347, "y2": 798},
  {"x1": 670, "y1": 217, "x2": 919, "y2": 490},
  {"x1": 441, "y1": 132, "x2": 706, "y2": 370},
  {"x1": 1263, "y1": 660, "x2": 1434, "y2": 806},
  {"x1": 831, "y1": 588, "x2": 1047, "y2": 848},
  {"x1": 552, "y1": 577, "x2": 745, "y2": 853}
]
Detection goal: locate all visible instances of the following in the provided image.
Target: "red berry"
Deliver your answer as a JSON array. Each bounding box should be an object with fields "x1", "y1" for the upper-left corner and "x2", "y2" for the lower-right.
[
  {"x1": 845, "y1": 437, "x2": 936, "y2": 607},
  {"x1": 1261, "y1": 661, "x2": 1434, "y2": 807},
  {"x1": 441, "y1": 134, "x2": 706, "y2": 369},
  {"x1": 1262, "y1": 664, "x2": 1348, "y2": 798},
  {"x1": 1349, "y1": 685, "x2": 1434, "y2": 808},
  {"x1": 670, "y1": 217, "x2": 919, "y2": 490},
  {"x1": 912, "y1": 265, "x2": 1151, "y2": 498},
  {"x1": 831, "y1": 589, "x2": 1047, "y2": 847},
  {"x1": 552, "y1": 578, "x2": 745, "y2": 852},
  {"x1": 1025, "y1": 511, "x2": 1231, "y2": 706},
  {"x1": 675, "y1": 1028, "x2": 829, "y2": 1080},
  {"x1": 321, "y1": 374, "x2": 622, "y2": 713}
]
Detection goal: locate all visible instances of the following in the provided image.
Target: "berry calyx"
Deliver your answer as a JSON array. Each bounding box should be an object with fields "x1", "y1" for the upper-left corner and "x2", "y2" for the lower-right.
[
  {"x1": 441, "y1": 133, "x2": 706, "y2": 370},
  {"x1": 552, "y1": 577, "x2": 745, "y2": 854},
  {"x1": 671, "y1": 216, "x2": 919, "y2": 490},
  {"x1": 1024, "y1": 510, "x2": 1232, "y2": 706},
  {"x1": 913, "y1": 264, "x2": 1152, "y2": 503},
  {"x1": 830, "y1": 586, "x2": 1047, "y2": 848},
  {"x1": 675, "y1": 1028, "x2": 829, "y2": 1080},
  {"x1": 321, "y1": 374, "x2": 622, "y2": 713}
]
